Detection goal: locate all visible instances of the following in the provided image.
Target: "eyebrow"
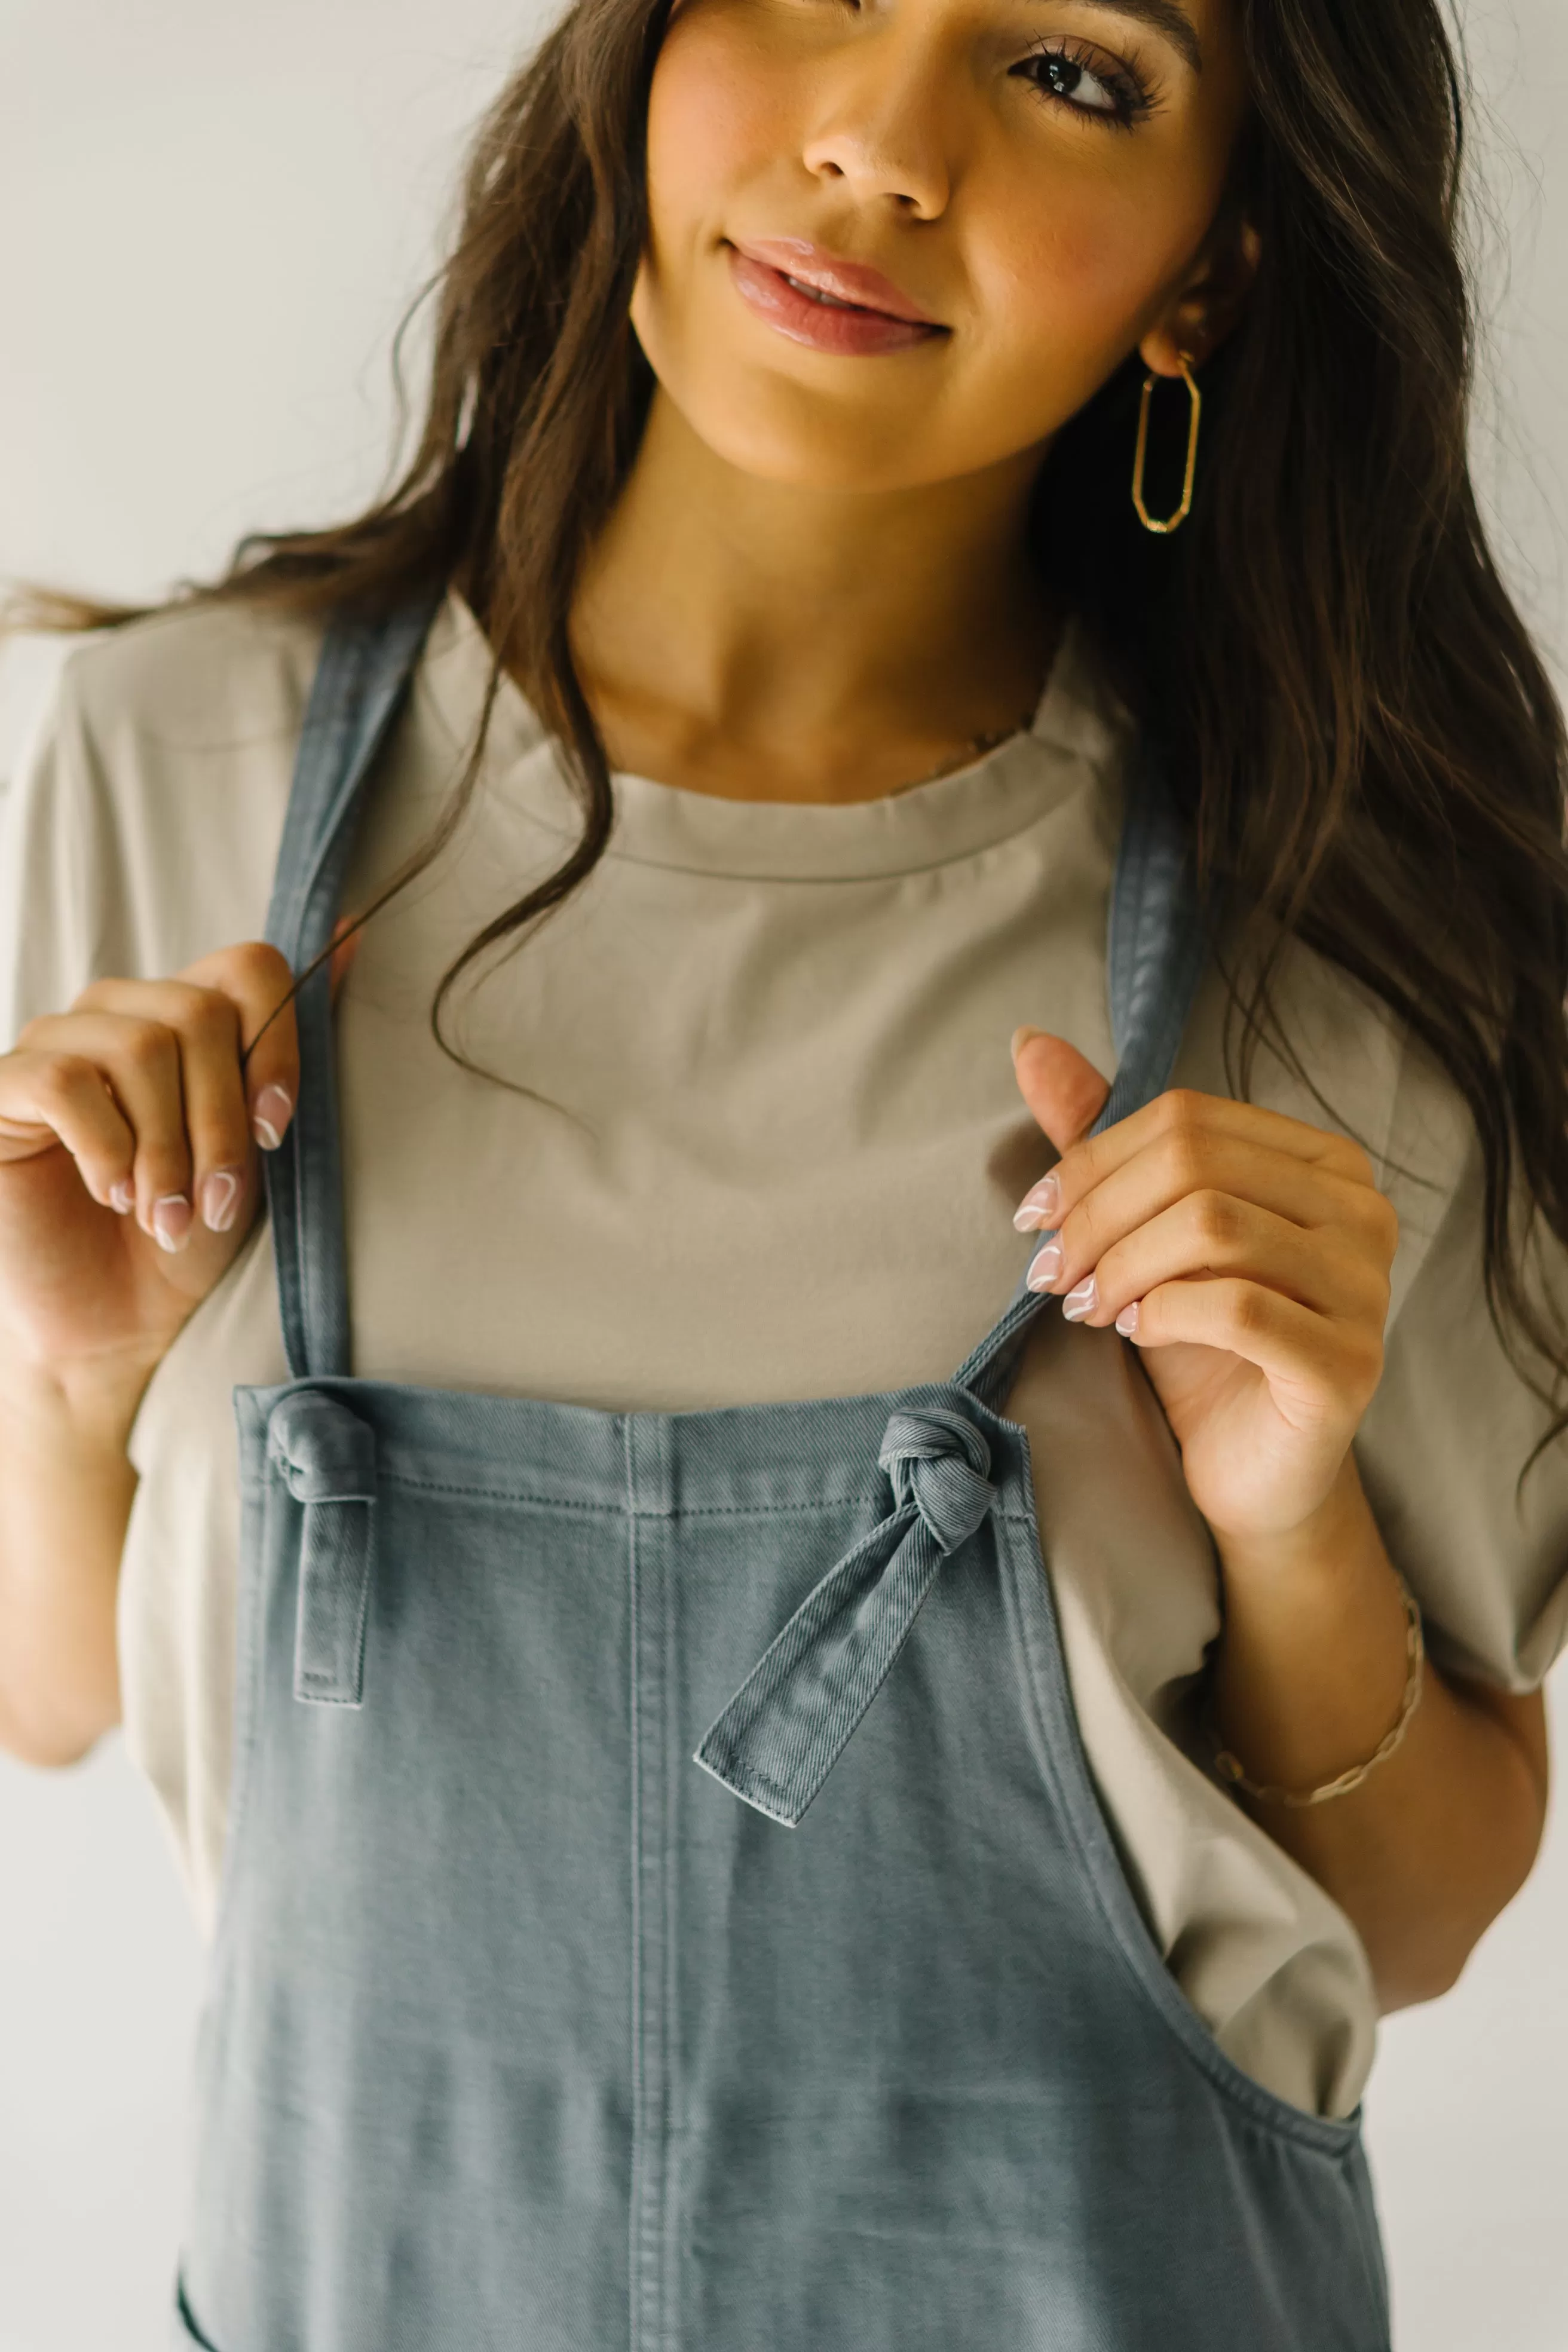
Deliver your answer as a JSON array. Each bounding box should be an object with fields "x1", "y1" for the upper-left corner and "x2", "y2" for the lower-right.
[{"x1": 1055, "y1": 0, "x2": 1204, "y2": 76}]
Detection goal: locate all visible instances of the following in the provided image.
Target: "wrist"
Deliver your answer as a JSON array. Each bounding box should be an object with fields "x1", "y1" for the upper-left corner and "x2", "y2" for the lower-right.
[
  {"x1": 1204, "y1": 1454, "x2": 1419, "y2": 1805},
  {"x1": 0, "y1": 1343, "x2": 158, "y2": 1460},
  {"x1": 1207, "y1": 1453, "x2": 1370, "y2": 1593}
]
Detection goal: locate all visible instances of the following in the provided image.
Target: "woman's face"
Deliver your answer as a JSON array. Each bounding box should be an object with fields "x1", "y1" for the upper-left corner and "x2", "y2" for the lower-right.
[{"x1": 631, "y1": 0, "x2": 1252, "y2": 494}]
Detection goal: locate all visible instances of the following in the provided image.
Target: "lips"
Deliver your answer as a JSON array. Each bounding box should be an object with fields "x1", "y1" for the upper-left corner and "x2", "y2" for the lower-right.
[
  {"x1": 730, "y1": 238, "x2": 939, "y2": 325},
  {"x1": 725, "y1": 238, "x2": 946, "y2": 357}
]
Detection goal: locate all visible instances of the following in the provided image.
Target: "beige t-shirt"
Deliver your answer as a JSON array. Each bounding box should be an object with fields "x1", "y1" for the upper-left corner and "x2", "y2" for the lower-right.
[{"x1": 6, "y1": 591, "x2": 1567, "y2": 2123}]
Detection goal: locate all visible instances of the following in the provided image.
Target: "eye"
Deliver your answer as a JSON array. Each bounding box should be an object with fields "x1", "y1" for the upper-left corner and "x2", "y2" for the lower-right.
[{"x1": 1015, "y1": 37, "x2": 1153, "y2": 128}]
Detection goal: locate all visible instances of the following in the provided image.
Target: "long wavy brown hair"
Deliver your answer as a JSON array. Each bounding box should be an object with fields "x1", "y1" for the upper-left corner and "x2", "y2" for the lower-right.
[{"x1": 20, "y1": 0, "x2": 1568, "y2": 1447}]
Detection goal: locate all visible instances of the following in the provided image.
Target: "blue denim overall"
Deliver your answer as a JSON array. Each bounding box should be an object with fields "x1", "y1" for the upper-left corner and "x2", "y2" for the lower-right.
[{"x1": 173, "y1": 604, "x2": 1392, "y2": 2351}]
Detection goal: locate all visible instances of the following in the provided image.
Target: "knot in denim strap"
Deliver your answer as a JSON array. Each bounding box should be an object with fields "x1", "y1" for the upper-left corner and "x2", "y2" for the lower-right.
[
  {"x1": 877, "y1": 1406, "x2": 996, "y2": 1552},
  {"x1": 268, "y1": 1388, "x2": 377, "y2": 1503},
  {"x1": 267, "y1": 1391, "x2": 378, "y2": 1707},
  {"x1": 694, "y1": 1396, "x2": 999, "y2": 1827}
]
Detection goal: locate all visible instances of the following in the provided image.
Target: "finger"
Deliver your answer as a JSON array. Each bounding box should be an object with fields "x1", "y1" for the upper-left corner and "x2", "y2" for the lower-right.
[
  {"x1": 172, "y1": 942, "x2": 299, "y2": 1154},
  {"x1": 1114, "y1": 1276, "x2": 1383, "y2": 1425},
  {"x1": 1010, "y1": 1027, "x2": 1111, "y2": 1154},
  {"x1": 0, "y1": 1046, "x2": 139, "y2": 1209},
  {"x1": 1027, "y1": 1134, "x2": 1398, "y2": 1301},
  {"x1": 1046, "y1": 1191, "x2": 1392, "y2": 1330},
  {"x1": 1047, "y1": 1089, "x2": 1379, "y2": 1225},
  {"x1": 140, "y1": 983, "x2": 252, "y2": 1237},
  {"x1": 23, "y1": 1003, "x2": 205, "y2": 1245},
  {"x1": 72, "y1": 945, "x2": 297, "y2": 1242}
]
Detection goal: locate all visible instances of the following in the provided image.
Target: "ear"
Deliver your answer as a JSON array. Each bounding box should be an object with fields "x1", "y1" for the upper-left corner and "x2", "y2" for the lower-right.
[{"x1": 1140, "y1": 216, "x2": 1261, "y2": 378}]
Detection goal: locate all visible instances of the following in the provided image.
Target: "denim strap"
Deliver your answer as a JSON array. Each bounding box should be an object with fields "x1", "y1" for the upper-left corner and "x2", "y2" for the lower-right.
[
  {"x1": 262, "y1": 593, "x2": 445, "y2": 1381},
  {"x1": 696, "y1": 735, "x2": 1208, "y2": 1825},
  {"x1": 694, "y1": 1405, "x2": 997, "y2": 1824},
  {"x1": 268, "y1": 1388, "x2": 379, "y2": 1707},
  {"x1": 959, "y1": 731, "x2": 1208, "y2": 1414}
]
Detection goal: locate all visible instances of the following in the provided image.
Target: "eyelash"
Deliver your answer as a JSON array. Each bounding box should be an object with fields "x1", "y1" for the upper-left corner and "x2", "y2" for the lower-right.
[{"x1": 1015, "y1": 36, "x2": 1157, "y2": 130}]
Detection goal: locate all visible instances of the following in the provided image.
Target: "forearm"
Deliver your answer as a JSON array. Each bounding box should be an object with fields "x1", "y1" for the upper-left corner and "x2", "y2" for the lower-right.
[
  {"x1": 0, "y1": 1361, "x2": 144, "y2": 1768},
  {"x1": 1209, "y1": 1456, "x2": 1548, "y2": 2012}
]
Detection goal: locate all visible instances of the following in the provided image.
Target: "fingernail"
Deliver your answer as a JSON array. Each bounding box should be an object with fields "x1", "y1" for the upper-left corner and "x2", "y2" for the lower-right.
[
  {"x1": 1062, "y1": 1275, "x2": 1098, "y2": 1322},
  {"x1": 1025, "y1": 1239, "x2": 1064, "y2": 1293},
  {"x1": 251, "y1": 1085, "x2": 293, "y2": 1152},
  {"x1": 1010, "y1": 1025, "x2": 1042, "y2": 1064},
  {"x1": 1012, "y1": 1172, "x2": 1061, "y2": 1232},
  {"x1": 109, "y1": 1179, "x2": 135, "y2": 1215},
  {"x1": 200, "y1": 1168, "x2": 243, "y2": 1234},
  {"x1": 1115, "y1": 1301, "x2": 1140, "y2": 1338},
  {"x1": 152, "y1": 1195, "x2": 193, "y2": 1254}
]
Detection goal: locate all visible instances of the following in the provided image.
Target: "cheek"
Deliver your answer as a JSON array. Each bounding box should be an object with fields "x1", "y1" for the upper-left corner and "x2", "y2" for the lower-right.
[
  {"x1": 642, "y1": 19, "x2": 786, "y2": 271},
  {"x1": 982, "y1": 177, "x2": 1207, "y2": 393}
]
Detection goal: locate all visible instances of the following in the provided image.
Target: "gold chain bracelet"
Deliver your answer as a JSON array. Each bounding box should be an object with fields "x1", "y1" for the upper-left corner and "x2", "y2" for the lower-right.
[{"x1": 1207, "y1": 1573, "x2": 1426, "y2": 1809}]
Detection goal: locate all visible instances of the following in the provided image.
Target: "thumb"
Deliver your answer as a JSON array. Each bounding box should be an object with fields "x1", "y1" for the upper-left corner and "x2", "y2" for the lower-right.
[{"x1": 1010, "y1": 1026, "x2": 1111, "y2": 1153}]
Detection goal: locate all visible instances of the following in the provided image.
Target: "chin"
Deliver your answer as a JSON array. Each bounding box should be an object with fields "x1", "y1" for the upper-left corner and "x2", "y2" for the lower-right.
[{"x1": 676, "y1": 370, "x2": 954, "y2": 494}]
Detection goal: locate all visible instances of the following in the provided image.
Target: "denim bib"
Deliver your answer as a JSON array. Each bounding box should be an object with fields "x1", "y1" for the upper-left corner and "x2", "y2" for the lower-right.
[{"x1": 173, "y1": 602, "x2": 1391, "y2": 2350}]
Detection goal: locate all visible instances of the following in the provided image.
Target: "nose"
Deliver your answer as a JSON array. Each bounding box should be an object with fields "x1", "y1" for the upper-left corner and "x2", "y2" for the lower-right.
[{"x1": 800, "y1": 32, "x2": 954, "y2": 219}]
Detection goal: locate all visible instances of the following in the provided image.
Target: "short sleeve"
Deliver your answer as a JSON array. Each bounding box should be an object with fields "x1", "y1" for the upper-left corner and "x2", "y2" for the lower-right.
[
  {"x1": 0, "y1": 602, "x2": 321, "y2": 1051},
  {"x1": 0, "y1": 603, "x2": 316, "y2": 1924},
  {"x1": 0, "y1": 650, "x2": 114, "y2": 1046},
  {"x1": 1356, "y1": 1120, "x2": 1568, "y2": 1691}
]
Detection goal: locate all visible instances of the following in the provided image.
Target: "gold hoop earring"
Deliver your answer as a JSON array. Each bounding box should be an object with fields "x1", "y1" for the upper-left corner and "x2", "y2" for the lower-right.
[{"x1": 1131, "y1": 357, "x2": 1202, "y2": 535}]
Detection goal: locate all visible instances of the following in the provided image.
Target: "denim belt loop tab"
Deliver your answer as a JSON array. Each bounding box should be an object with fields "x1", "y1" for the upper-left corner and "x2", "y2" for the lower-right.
[{"x1": 268, "y1": 1390, "x2": 378, "y2": 1708}]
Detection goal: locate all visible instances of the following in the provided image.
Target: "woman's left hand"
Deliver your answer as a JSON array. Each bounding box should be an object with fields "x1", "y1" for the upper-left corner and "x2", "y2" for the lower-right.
[{"x1": 1010, "y1": 1027, "x2": 1399, "y2": 1546}]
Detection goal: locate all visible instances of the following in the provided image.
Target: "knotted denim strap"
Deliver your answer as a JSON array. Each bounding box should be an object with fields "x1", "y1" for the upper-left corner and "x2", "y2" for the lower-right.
[
  {"x1": 694, "y1": 1403, "x2": 997, "y2": 1826},
  {"x1": 268, "y1": 1390, "x2": 378, "y2": 1707}
]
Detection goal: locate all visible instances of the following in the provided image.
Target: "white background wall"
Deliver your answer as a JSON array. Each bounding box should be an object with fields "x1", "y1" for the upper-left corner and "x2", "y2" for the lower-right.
[{"x1": 1, "y1": 3, "x2": 1566, "y2": 2347}]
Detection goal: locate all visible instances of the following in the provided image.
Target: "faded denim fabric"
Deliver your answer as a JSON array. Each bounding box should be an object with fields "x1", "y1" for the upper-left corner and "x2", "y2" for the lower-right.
[{"x1": 172, "y1": 606, "x2": 1392, "y2": 2351}]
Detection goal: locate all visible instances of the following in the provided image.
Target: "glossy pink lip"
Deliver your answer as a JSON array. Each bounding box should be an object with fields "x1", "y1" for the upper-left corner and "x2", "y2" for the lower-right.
[
  {"x1": 730, "y1": 238, "x2": 941, "y2": 326},
  {"x1": 725, "y1": 240, "x2": 946, "y2": 358}
]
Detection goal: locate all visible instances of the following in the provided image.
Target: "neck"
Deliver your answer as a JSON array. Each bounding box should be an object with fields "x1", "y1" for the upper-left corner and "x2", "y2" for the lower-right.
[{"x1": 565, "y1": 391, "x2": 1060, "y2": 806}]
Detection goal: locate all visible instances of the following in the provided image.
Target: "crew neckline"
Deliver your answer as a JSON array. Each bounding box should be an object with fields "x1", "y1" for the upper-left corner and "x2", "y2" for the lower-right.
[{"x1": 417, "y1": 589, "x2": 1132, "y2": 884}]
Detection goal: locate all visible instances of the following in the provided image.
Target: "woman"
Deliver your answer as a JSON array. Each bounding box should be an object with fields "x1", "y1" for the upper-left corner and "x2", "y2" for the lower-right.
[{"x1": 1, "y1": 0, "x2": 1563, "y2": 2342}]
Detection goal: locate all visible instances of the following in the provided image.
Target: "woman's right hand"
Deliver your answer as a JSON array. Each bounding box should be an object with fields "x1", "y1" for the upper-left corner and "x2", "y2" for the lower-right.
[{"x1": 0, "y1": 941, "x2": 301, "y2": 1404}]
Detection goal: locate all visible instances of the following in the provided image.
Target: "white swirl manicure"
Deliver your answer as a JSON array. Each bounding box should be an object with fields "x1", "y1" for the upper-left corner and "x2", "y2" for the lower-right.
[{"x1": 251, "y1": 1085, "x2": 293, "y2": 1152}]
